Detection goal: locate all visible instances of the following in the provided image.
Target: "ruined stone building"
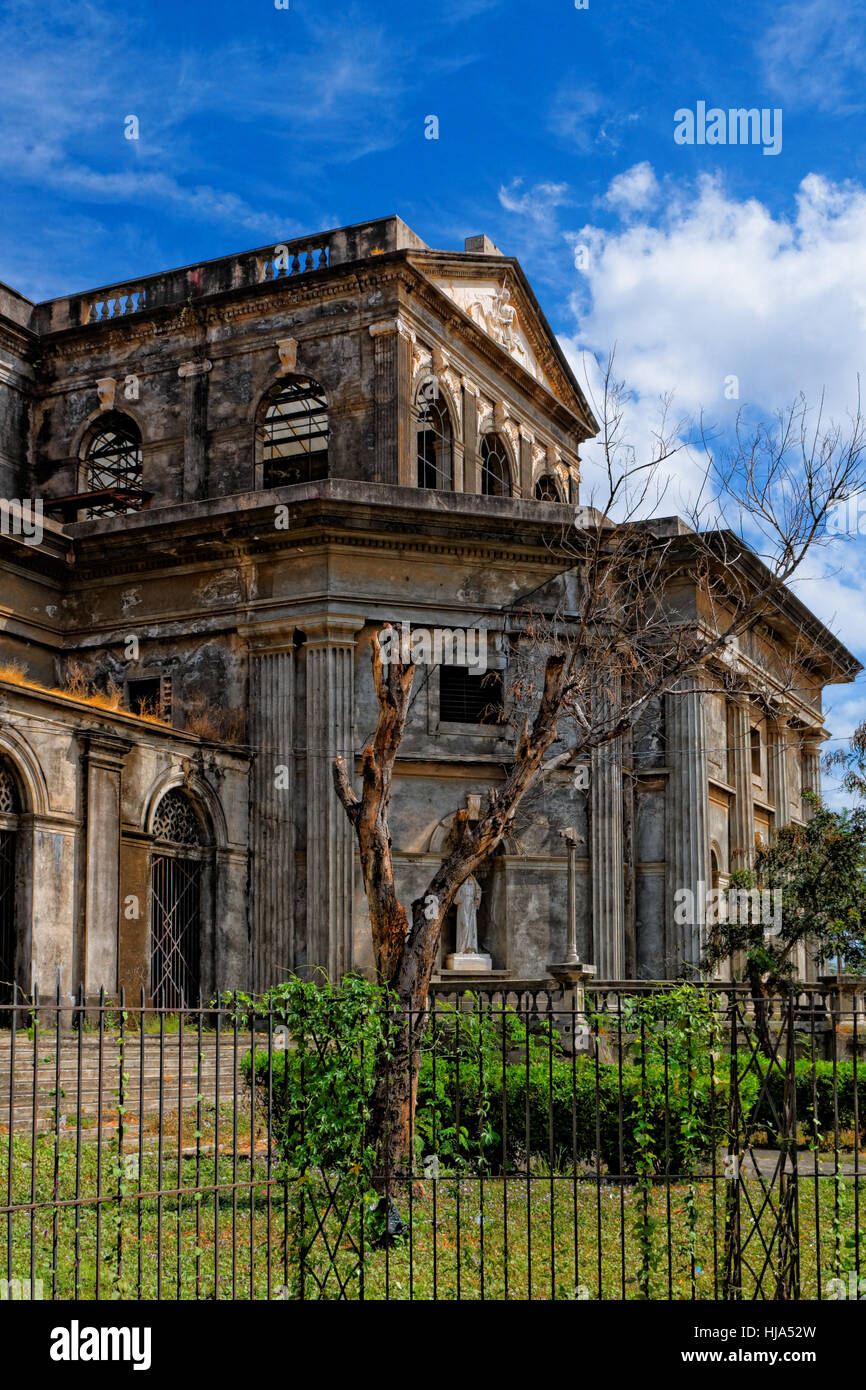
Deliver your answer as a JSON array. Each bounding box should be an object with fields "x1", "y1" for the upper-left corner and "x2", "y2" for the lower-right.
[{"x1": 0, "y1": 216, "x2": 858, "y2": 1005}]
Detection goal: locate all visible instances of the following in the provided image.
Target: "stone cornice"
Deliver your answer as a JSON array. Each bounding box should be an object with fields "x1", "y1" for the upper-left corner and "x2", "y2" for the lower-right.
[{"x1": 0, "y1": 357, "x2": 35, "y2": 389}]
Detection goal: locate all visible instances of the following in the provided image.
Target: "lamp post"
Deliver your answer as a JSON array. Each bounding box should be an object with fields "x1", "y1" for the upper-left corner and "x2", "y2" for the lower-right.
[
  {"x1": 560, "y1": 826, "x2": 580, "y2": 966},
  {"x1": 550, "y1": 827, "x2": 596, "y2": 1053}
]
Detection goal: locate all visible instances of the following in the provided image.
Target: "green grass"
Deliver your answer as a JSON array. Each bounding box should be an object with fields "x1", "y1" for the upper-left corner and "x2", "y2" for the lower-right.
[{"x1": 1, "y1": 1132, "x2": 862, "y2": 1300}]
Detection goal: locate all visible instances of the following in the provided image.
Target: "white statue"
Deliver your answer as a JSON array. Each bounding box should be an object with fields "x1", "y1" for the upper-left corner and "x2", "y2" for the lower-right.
[
  {"x1": 492, "y1": 286, "x2": 516, "y2": 350},
  {"x1": 455, "y1": 874, "x2": 482, "y2": 954}
]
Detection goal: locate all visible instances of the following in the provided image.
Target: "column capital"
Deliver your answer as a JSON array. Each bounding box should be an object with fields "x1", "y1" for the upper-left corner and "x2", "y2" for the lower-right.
[
  {"x1": 727, "y1": 690, "x2": 753, "y2": 712},
  {"x1": 368, "y1": 317, "x2": 415, "y2": 343},
  {"x1": 801, "y1": 726, "x2": 827, "y2": 746},
  {"x1": 243, "y1": 618, "x2": 298, "y2": 655},
  {"x1": 77, "y1": 730, "x2": 133, "y2": 771},
  {"x1": 302, "y1": 614, "x2": 366, "y2": 647}
]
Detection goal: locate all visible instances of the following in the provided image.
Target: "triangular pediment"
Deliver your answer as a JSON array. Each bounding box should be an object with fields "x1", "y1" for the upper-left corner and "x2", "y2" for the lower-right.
[{"x1": 430, "y1": 276, "x2": 554, "y2": 390}]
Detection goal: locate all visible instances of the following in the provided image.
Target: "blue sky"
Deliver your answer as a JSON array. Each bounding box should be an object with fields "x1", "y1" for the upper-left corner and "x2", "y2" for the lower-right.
[{"x1": 2, "y1": 0, "x2": 866, "y2": 795}]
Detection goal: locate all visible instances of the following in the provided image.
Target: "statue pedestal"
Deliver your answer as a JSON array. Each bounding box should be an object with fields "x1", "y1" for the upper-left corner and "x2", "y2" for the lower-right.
[
  {"x1": 549, "y1": 960, "x2": 597, "y2": 1056},
  {"x1": 445, "y1": 952, "x2": 493, "y2": 973}
]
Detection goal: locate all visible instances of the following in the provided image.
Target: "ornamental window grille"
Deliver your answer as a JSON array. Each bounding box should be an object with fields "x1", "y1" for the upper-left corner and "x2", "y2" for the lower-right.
[
  {"x1": 534, "y1": 473, "x2": 563, "y2": 502},
  {"x1": 415, "y1": 384, "x2": 453, "y2": 491},
  {"x1": 0, "y1": 761, "x2": 20, "y2": 1008},
  {"x1": 82, "y1": 413, "x2": 143, "y2": 517},
  {"x1": 480, "y1": 433, "x2": 512, "y2": 497},
  {"x1": 258, "y1": 378, "x2": 329, "y2": 488},
  {"x1": 0, "y1": 764, "x2": 20, "y2": 817},
  {"x1": 150, "y1": 789, "x2": 212, "y2": 1009},
  {"x1": 152, "y1": 789, "x2": 206, "y2": 848}
]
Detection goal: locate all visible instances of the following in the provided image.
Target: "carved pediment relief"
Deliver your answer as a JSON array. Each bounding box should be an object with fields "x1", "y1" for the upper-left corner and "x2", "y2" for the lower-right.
[{"x1": 431, "y1": 277, "x2": 553, "y2": 389}]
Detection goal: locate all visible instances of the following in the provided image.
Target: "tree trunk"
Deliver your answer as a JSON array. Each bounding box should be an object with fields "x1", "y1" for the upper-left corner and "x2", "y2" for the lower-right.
[{"x1": 333, "y1": 632, "x2": 568, "y2": 1187}]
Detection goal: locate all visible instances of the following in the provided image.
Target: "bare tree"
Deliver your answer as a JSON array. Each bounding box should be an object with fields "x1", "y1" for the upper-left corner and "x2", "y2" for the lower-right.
[{"x1": 333, "y1": 358, "x2": 866, "y2": 1186}]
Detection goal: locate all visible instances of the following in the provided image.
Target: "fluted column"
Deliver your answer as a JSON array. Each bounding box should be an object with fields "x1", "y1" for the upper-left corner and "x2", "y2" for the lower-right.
[
  {"x1": 801, "y1": 735, "x2": 822, "y2": 819},
  {"x1": 304, "y1": 616, "x2": 365, "y2": 980},
  {"x1": 248, "y1": 631, "x2": 296, "y2": 991},
  {"x1": 728, "y1": 697, "x2": 755, "y2": 871},
  {"x1": 769, "y1": 712, "x2": 791, "y2": 838},
  {"x1": 591, "y1": 682, "x2": 624, "y2": 978},
  {"x1": 665, "y1": 677, "x2": 710, "y2": 973}
]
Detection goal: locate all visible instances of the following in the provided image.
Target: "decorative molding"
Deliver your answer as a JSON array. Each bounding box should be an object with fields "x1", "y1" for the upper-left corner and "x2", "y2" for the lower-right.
[
  {"x1": 275, "y1": 337, "x2": 298, "y2": 374},
  {"x1": 0, "y1": 359, "x2": 35, "y2": 388},
  {"x1": 368, "y1": 317, "x2": 415, "y2": 343},
  {"x1": 96, "y1": 377, "x2": 116, "y2": 408},
  {"x1": 177, "y1": 359, "x2": 213, "y2": 379}
]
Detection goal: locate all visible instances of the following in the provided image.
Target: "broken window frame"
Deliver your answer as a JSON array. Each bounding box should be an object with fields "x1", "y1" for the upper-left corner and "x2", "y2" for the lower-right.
[{"x1": 257, "y1": 376, "x2": 330, "y2": 489}]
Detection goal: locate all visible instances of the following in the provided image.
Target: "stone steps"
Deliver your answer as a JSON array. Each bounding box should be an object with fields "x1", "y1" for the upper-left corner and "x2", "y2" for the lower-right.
[{"x1": 0, "y1": 1033, "x2": 253, "y2": 1129}]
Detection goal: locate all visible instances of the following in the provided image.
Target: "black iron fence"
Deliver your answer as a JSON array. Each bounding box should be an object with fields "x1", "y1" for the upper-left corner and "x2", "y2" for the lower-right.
[{"x1": 0, "y1": 980, "x2": 862, "y2": 1301}]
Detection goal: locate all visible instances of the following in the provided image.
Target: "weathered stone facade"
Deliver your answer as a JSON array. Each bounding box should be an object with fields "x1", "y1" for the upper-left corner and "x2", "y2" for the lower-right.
[{"x1": 0, "y1": 216, "x2": 858, "y2": 1003}]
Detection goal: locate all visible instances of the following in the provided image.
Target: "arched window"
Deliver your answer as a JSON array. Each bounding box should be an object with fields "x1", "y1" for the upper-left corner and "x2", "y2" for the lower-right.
[
  {"x1": 82, "y1": 412, "x2": 144, "y2": 517},
  {"x1": 415, "y1": 382, "x2": 453, "y2": 490},
  {"x1": 150, "y1": 789, "x2": 213, "y2": 1009},
  {"x1": 480, "y1": 433, "x2": 512, "y2": 497},
  {"x1": 258, "y1": 377, "x2": 329, "y2": 488},
  {"x1": 534, "y1": 473, "x2": 563, "y2": 502},
  {"x1": 0, "y1": 760, "x2": 21, "y2": 1007}
]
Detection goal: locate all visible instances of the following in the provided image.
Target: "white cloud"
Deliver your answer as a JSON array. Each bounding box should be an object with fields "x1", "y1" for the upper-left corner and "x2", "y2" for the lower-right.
[
  {"x1": 569, "y1": 168, "x2": 866, "y2": 425},
  {"x1": 762, "y1": 0, "x2": 866, "y2": 113},
  {"x1": 543, "y1": 165, "x2": 866, "y2": 700},
  {"x1": 602, "y1": 162, "x2": 660, "y2": 214}
]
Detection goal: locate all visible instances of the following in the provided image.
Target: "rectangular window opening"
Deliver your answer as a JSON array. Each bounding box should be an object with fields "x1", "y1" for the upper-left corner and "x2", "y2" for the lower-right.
[
  {"x1": 439, "y1": 666, "x2": 503, "y2": 725},
  {"x1": 750, "y1": 725, "x2": 761, "y2": 777},
  {"x1": 127, "y1": 677, "x2": 163, "y2": 718}
]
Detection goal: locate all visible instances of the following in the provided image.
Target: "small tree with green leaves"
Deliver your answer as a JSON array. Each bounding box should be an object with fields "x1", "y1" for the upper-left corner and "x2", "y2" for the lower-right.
[{"x1": 703, "y1": 795, "x2": 866, "y2": 1055}]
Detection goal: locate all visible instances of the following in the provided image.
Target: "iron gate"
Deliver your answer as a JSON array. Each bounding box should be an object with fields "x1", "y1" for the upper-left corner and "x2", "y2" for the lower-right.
[
  {"x1": 0, "y1": 828, "x2": 16, "y2": 1006},
  {"x1": 150, "y1": 854, "x2": 201, "y2": 1009}
]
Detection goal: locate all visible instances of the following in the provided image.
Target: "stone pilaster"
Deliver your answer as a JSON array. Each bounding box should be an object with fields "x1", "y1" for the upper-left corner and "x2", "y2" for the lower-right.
[
  {"x1": 591, "y1": 682, "x2": 624, "y2": 978},
  {"x1": 665, "y1": 678, "x2": 710, "y2": 972},
  {"x1": 462, "y1": 380, "x2": 479, "y2": 493},
  {"x1": 178, "y1": 359, "x2": 212, "y2": 501},
  {"x1": 369, "y1": 319, "x2": 415, "y2": 486},
  {"x1": 247, "y1": 630, "x2": 296, "y2": 991},
  {"x1": 769, "y1": 712, "x2": 791, "y2": 837},
  {"x1": 801, "y1": 735, "x2": 822, "y2": 819},
  {"x1": 519, "y1": 430, "x2": 533, "y2": 500},
  {"x1": 79, "y1": 731, "x2": 131, "y2": 1000},
  {"x1": 304, "y1": 616, "x2": 364, "y2": 979},
  {"x1": 728, "y1": 697, "x2": 755, "y2": 871}
]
